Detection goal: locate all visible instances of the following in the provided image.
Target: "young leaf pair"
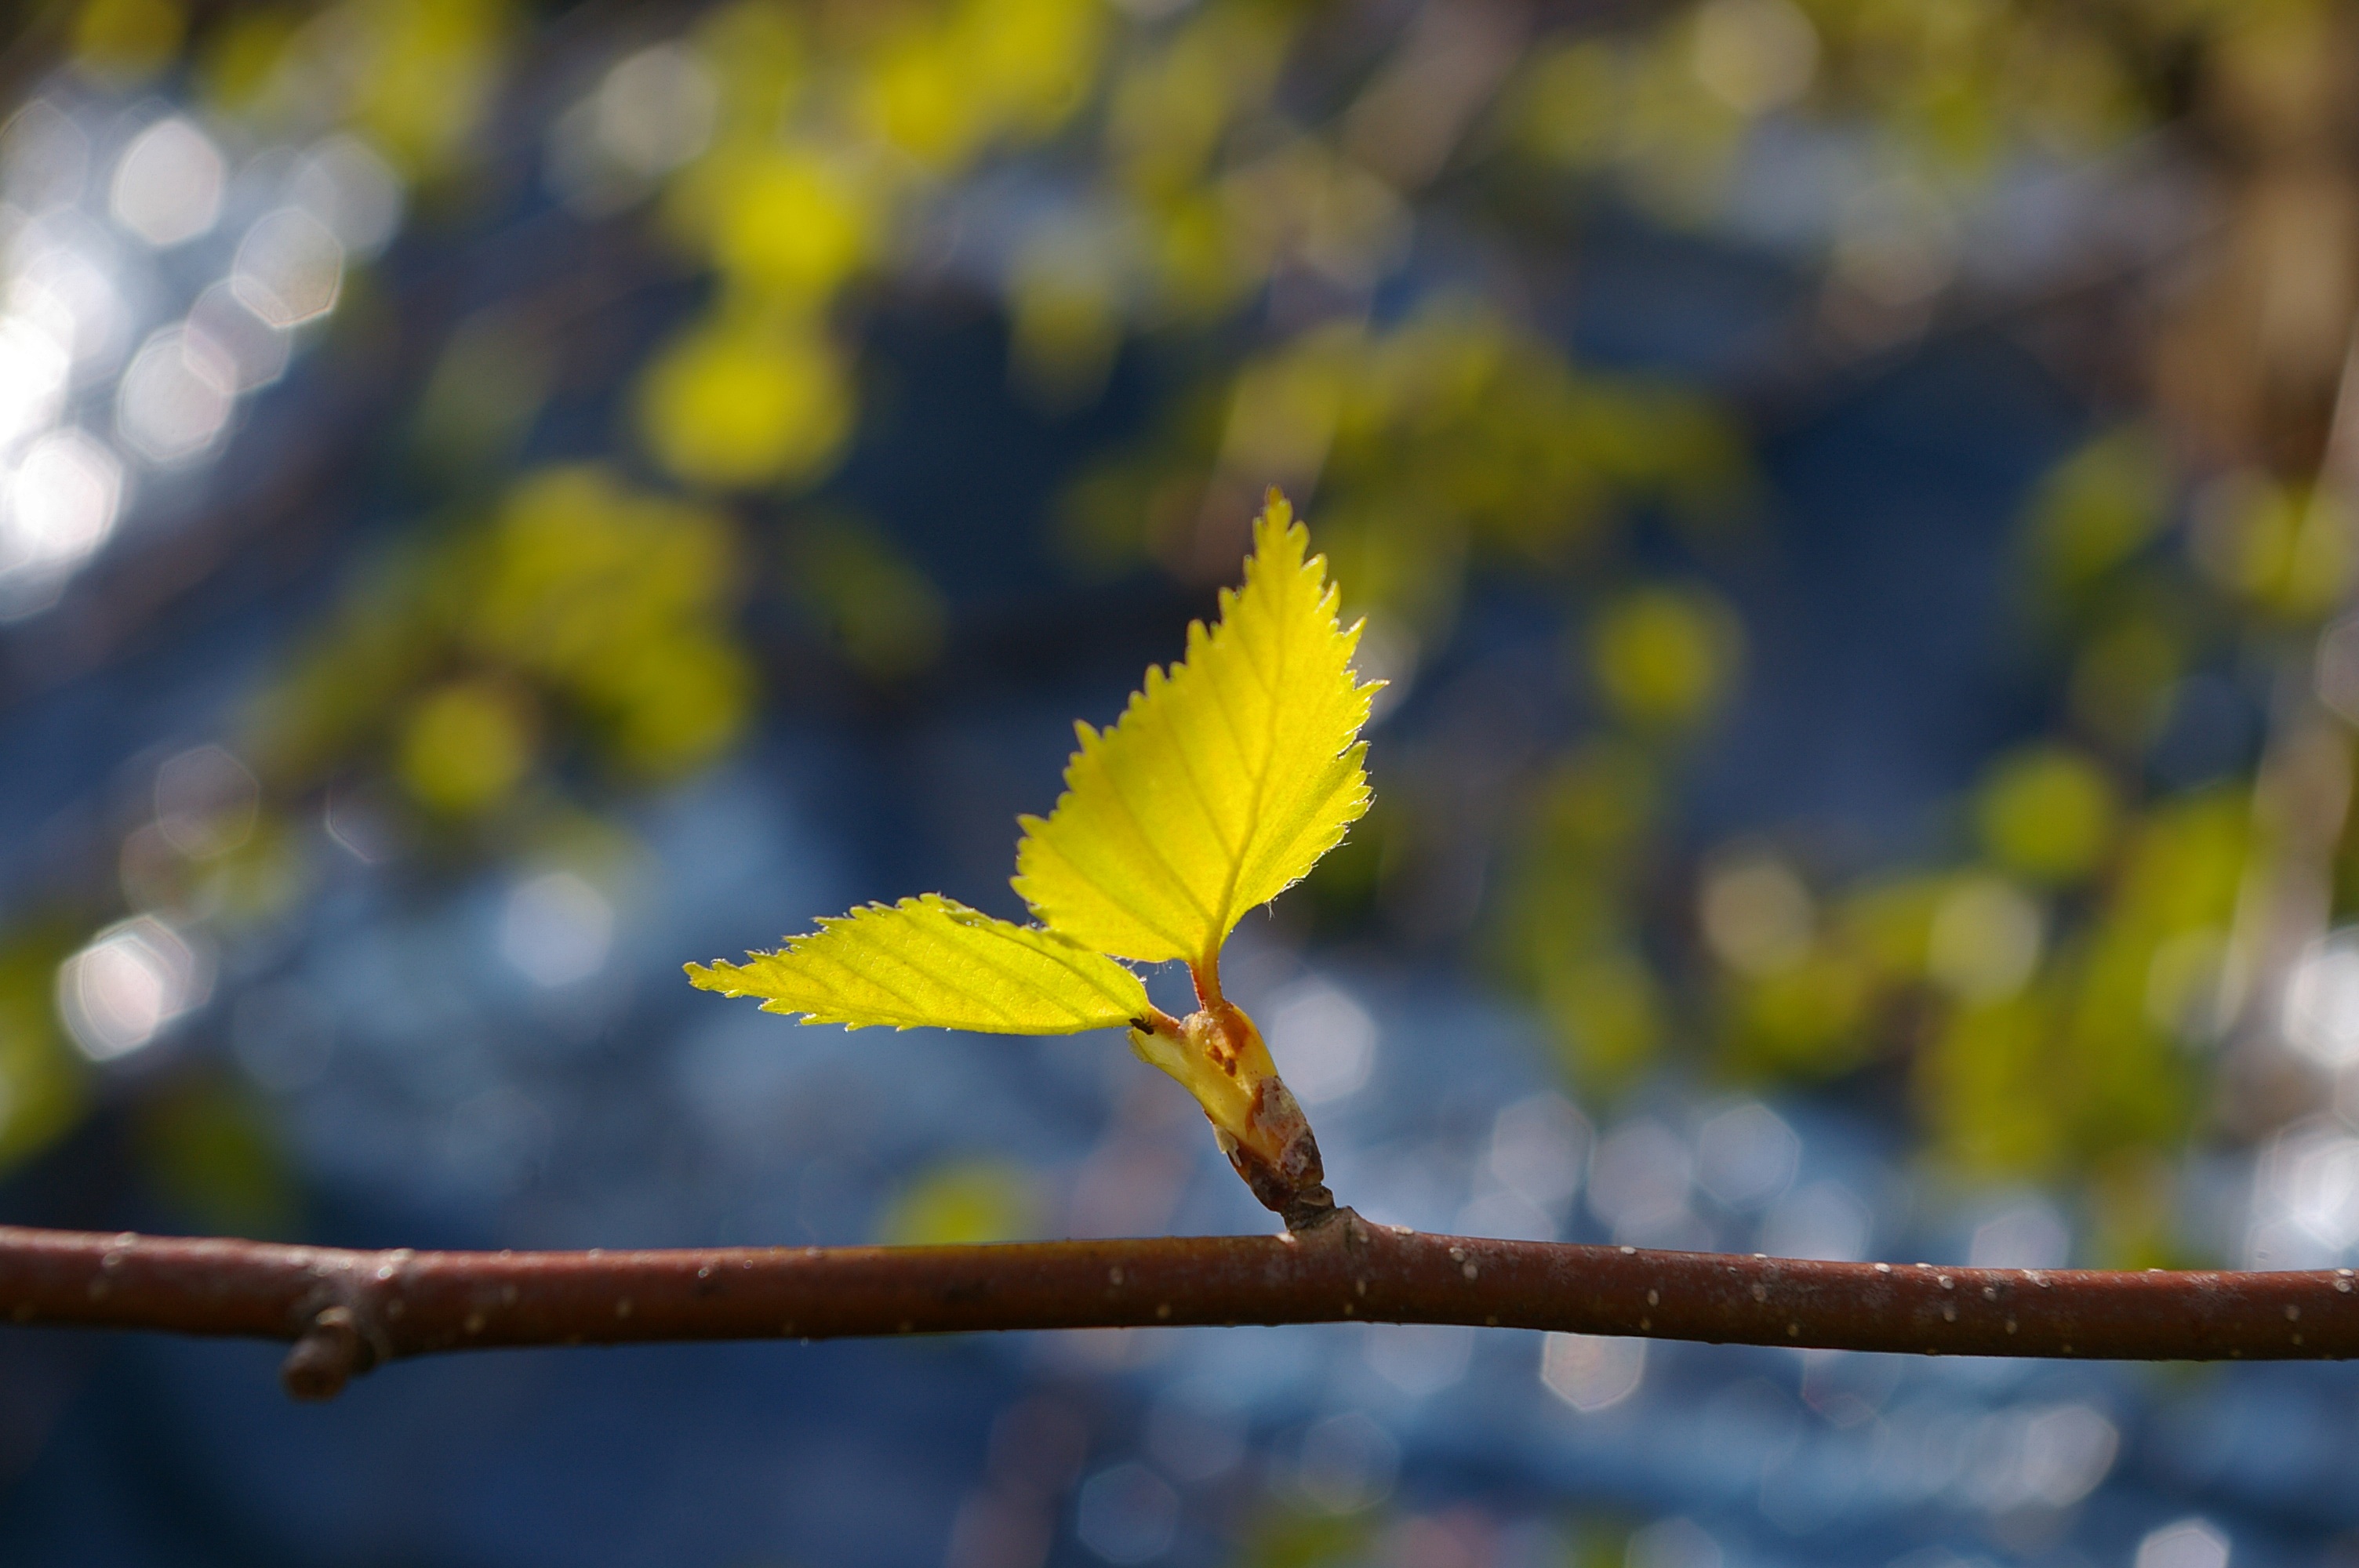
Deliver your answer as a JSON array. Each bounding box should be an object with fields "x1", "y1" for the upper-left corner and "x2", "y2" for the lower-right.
[{"x1": 688, "y1": 495, "x2": 1379, "y2": 1227}]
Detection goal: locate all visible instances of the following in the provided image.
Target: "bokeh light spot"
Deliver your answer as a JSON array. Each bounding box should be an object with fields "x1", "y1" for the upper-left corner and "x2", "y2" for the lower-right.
[
  {"x1": 1699, "y1": 851, "x2": 1813, "y2": 977},
  {"x1": 598, "y1": 44, "x2": 718, "y2": 180},
  {"x1": 1364, "y1": 1322, "x2": 1474, "y2": 1398},
  {"x1": 1074, "y1": 1462, "x2": 1179, "y2": 1564},
  {"x1": 154, "y1": 744, "x2": 260, "y2": 858},
  {"x1": 1540, "y1": 1332, "x2": 1645, "y2": 1413},
  {"x1": 116, "y1": 325, "x2": 237, "y2": 463},
  {"x1": 1925, "y1": 876, "x2": 2045, "y2": 1003},
  {"x1": 2, "y1": 99, "x2": 91, "y2": 209},
  {"x1": 498, "y1": 871, "x2": 615, "y2": 988},
  {"x1": 0, "y1": 426, "x2": 124, "y2": 614},
  {"x1": 1695, "y1": 1102, "x2": 1800, "y2": 1210},
  {"x1": 1761, "y1": 1178, "x2": 1871, "y2": 1261},
  {"x1": 2135, "y1": 1519, "x2": 2230, "y2": 1568},
  {"x1": 1627, "y1": 1516, "x2": 1721, "y2": 1568},
  {"x1": 187, "y1": 282, "x2": 291, "y2": 391},
  {"x1": 1588, "y1": 1118, "x2": 1693, "y2": 1238},
  {"x1": 1263, "y1": 978, "x2": 1376, "y2": 1105},
  {"x1": 289, "y1": 133, "x2": 405, "y2": 257},
  {"x1": 2284, "y1": 928, "x2": 2359, "y2": 1069},
  {"x1": 0, "y1": 312, "x2": 71, "y2": 449},
  {"x1": 12, "y1": 221, "x2": 132, "y2": 372},
  {"x1": 108, "y1": 114, "x2": 224, "y2": 247},
  {"x1": 1968, "y1": 1200, "x2": 2070, "y2": 1270},
  {"x1": 1488, "y1": 1091, "x2": 1590, "y2": 1210},
  {"x1": 1293, "y1": 1412, "x2": 1399, "y2": 1512},
  {"x1": 231, "y1": 207, "x2": 345, "y2": 327},
  {"x1": 1690, "y1": 0, "x2": 1816, "y2": 114},
  {"x1": 56, "y1": 916, "x2": 208, "y2": 1062}
]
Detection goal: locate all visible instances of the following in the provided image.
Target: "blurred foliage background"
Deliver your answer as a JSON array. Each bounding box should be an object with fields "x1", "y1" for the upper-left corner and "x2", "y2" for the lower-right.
[{"x1": 9, "y1": 0, "x2": 2359, "y2": 1564}]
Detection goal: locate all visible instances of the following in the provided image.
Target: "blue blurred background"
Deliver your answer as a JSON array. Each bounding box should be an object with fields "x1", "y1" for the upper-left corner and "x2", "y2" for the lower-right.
[{"x1": 5, "y1": 0, "x2": 2359, "y2": 1563}]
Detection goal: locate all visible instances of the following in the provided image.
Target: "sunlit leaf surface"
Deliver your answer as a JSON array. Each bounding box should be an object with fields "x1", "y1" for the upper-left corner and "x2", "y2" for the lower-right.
[
  {"x1": 687, "y1": 895, "x2": 1147, "y2": 1033},
  {"x1": 1013, "y1": 495, "x2": 1379, "y2": 967}
]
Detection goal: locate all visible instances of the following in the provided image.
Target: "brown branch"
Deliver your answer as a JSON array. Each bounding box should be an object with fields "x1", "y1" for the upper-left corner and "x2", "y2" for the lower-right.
[{"x1": 3, "y1": 1211, "x2": 2354, "y2": 1400}]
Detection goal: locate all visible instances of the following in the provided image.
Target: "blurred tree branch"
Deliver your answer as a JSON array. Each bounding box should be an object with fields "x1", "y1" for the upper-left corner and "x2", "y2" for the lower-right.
[{"x1": 3, "y1": 1215, "x2": 2355, "y2": 1401}]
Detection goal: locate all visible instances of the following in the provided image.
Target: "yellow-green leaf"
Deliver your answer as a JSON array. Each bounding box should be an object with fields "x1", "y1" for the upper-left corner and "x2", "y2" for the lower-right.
[
  {"x1": 686, "y1": 895, "x2": 1148, "y2": 1033},
  {"x1": 1013, "y1": 494, "x2": 1378, "y2": 967}
]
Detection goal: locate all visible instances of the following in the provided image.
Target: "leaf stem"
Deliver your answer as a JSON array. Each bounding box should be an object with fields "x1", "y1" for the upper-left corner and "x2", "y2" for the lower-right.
[{"x1": 1190, "y1": 951, "x2": 1222, "y2": 1008}]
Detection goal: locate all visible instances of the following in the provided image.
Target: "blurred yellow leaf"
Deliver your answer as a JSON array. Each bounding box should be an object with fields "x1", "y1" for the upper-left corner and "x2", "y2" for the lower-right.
[
  {"x1": 140, "y1": 1076, "x2": 296, "y2": 1237},
  {"x1": 0, "y1": 923, "x2": 88, "y2": 1177},
  {"x1": 863, "y1": 29, "x2": 980, "y2": 167},
  {"x1": 1976, "y1": 745, "x2": 2117, "y2": 885},
  {"x1": 1917, "y1": 791, "x2": 2244, "y2": 1178},
  {"x1": 73, "y1": 0, "x2": 185, "y2": 82},
  {"x1": 639, "y1": 318, "x2": 851, "y2": 488},
  {"x1": 1542, "y1": 946, "x2": 1665, "y2": 1091},
  {"x1": 1008, "y1": 229, "x2": 1123, "y2": 411},
  {"x1": 791, "y1": 517, "x2": 947, "y2": 681},
  {"x1": 691, "y1": 2, "x2": 805, "y2": 136},
  {"x1": 712, "y1": 151, "x2": 874, "y2": 301},
  {"x1": 398, "y1": 678, "x2": 533, "y2": 815},
  {"x1": 2069, "y1": 615, "x2": 2179, "y2": 752},
  {"x1": 2191, "y1": 472, "x2": 2354, "y2": 622},
  {"x1": 250, "y1": 464, "x2": 754, "y2": 815},
  {"x1": 1589, "y1": 585, "x2": 1742, "y2": 730},
  {"x1": 198, "y1": 9, "x2": 300, "y2": 111},
  {"x1": 877, "y1": 1159, "x2": 1043, "y2": 1245},
  {"x1": 340, "y1": 0, "x2": 510, "y2": 175},
  {"x1": 962, "y1": 0, "x2": 1104, "y2": 136},
  {"x1": 2026, "y1": 426, "x2": 2169, "y2": 596},
  {"x1": 1723, "y1": 949, "x2": 1877, "y2": 1079}
]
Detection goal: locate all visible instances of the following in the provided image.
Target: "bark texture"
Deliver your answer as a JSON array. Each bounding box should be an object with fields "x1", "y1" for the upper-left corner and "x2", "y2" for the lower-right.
[{"x1": 4, "y1": 1214, "x2": 2356, "y2": 1399}]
